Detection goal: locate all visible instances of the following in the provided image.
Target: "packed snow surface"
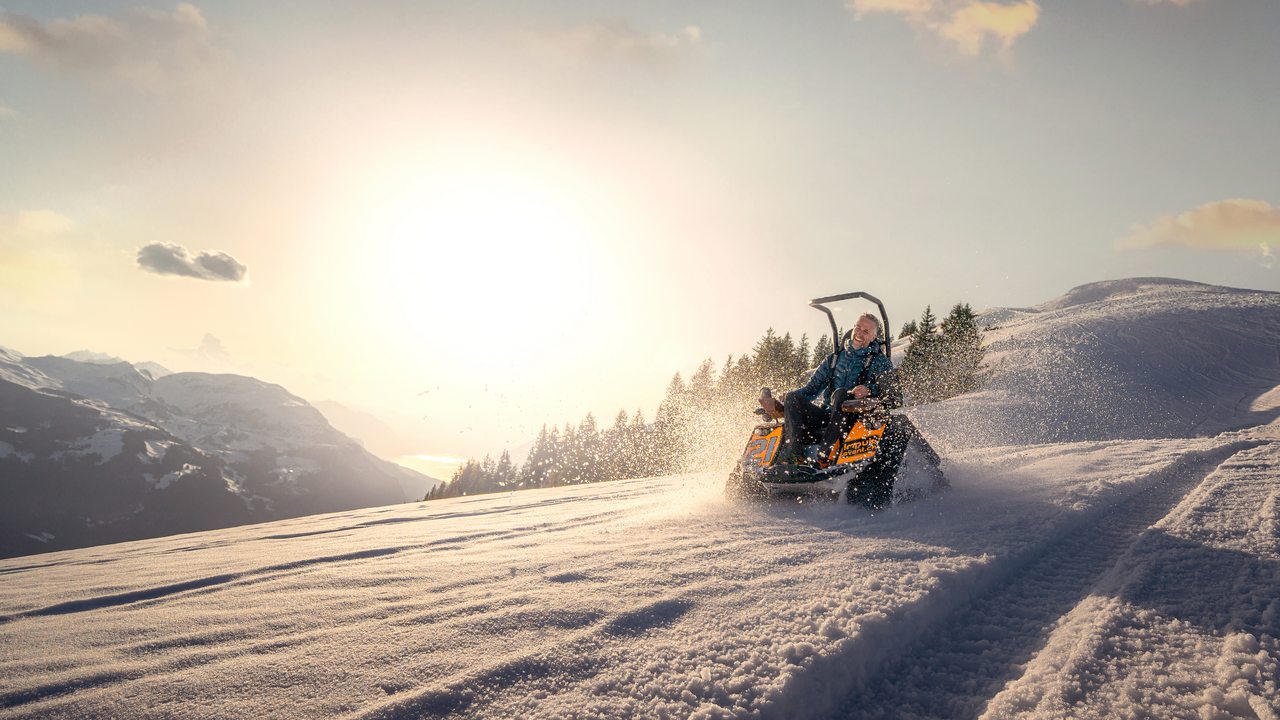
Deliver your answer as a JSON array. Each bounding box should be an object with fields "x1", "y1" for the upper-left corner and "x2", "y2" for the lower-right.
[
  {"x1": 2, "y1": 279, "x2": 1279, "y2": 719},
  {"x1": 2, "y1": 429, "x2": 1277, "y2": 719}
]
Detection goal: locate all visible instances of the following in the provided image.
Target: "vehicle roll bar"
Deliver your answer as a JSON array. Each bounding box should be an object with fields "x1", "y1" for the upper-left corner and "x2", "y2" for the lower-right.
[{"x1": 809, "y1": 292, "x2": 891, "y2": 360}]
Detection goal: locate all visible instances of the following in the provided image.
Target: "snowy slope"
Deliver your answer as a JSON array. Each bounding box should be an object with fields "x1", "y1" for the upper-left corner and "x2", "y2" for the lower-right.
[
  {"x1": 1, "y1": 278, "x2": 1278, "y2": 720},
  {"x1": 913, "y1": 278, "x2": 1280, "y2": 450},
  {"x1": 0, "y1": 429, "x2": 1275, "y2": 719}
]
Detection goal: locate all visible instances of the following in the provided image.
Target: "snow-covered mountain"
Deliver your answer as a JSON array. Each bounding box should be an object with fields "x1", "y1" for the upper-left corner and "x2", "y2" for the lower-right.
[
  {"x1": 0, "y1": 350, "x2": 416, "y2": 559},
  {"x1": 1, "y1": 278, "x2": 1278, "y2": 720}
]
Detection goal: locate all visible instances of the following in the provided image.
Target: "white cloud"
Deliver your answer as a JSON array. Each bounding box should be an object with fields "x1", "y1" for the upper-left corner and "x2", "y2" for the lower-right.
[
  {"x1": 940, "y1": 2, "x2": 1040, "y2": 55},
  {"x1": 520, "y1": 22, "x2": 705, "y2": 71},
  {"x1": 137, "y1": 242, "x2": 249, "y2": 283},
  {"x1": 0, "y1": 3, "x2": 227, "y2": 94},
  {"x1": 1117, "y1": 199, "x2": 1280, "y2": 267},
  {"x1": 848, "y1": 0, "x2": 1040, "y2": 57}
]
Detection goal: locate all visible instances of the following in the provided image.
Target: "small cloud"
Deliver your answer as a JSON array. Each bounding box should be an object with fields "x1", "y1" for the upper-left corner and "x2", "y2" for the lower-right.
[
  {"x1": 0, "y1": 3, "x2": 228, "y2": 94},
  {"x1": 940, "y1": 1, "x2": 1040, "y2": 55},
  {"x1": 171, "y1": 333, "x2": 234, "y2": 364},
  {"x1": 848, "y1": 0, "x2": 1040, "y2": 57},
  {"x1": 1117, "y1": 199, "x2": 1280, "y2": 267},
  {"x1": 853, "y1": 0, "x2": 937, "y2": 14},
  {"x1": 137, "y1": 242, "x2": 248, "y2": 282},
  {"x1": 520, "y1": 21, "x2": 705, "y2": 71}
]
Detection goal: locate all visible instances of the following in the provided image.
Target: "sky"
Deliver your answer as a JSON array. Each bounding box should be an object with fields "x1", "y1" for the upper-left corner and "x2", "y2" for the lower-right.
[{"x1": 2, "y1": 0, "x2": 1278, "y2": 471}]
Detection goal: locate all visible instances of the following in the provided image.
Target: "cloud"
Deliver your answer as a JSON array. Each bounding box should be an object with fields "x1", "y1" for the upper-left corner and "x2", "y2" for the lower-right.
[
  {"x1": 848, "y1": 0, "x2": 1040, "y2": 56},
  {"x1": 1117, "y1": 199, "x2": 1280, "y2": 267},
  {"x1": 520, "y1": 22, "x2": 705, "y2": 70},
  {"x1": 0, "y1": 3, "x2": 227, "y2": 94},
  {"x1": 171, "y1": 333, "x2": 236, "y2": 364},
  {"x1": 137, "y1": 242, "x2": 249, "y2": 282},
  {"x1": 940, "y1": 2, "x2": 1040, "y2": 55}
]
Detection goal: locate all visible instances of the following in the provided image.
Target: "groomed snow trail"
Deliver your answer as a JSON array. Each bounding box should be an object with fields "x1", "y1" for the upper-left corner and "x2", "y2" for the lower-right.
[
  {"x1": 980, "y1": 433, "x2": 1280, "y2": 720},
  {"x1": 837, "y1": 442, "x2": 1260, "y2": 719}
]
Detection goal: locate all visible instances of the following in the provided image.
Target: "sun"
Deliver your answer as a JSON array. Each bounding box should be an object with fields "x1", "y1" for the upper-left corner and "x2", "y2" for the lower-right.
[{"x1": 359, "y1": 168, "x2": 601, "y2": 345}]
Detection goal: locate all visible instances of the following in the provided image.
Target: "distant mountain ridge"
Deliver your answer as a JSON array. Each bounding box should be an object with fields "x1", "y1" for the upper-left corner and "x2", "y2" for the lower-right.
[{"x1": 0, "y1": 348, "x2": 429, "y2": 559}]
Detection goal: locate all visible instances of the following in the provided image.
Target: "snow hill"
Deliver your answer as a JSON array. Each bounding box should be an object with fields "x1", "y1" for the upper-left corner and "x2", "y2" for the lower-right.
[
  {"x1": 1, "y1": 278, "x2": 1278, "y2": 720},
  {"x1": 0, "y1": 351, "x2": 431, "y2": 559}
]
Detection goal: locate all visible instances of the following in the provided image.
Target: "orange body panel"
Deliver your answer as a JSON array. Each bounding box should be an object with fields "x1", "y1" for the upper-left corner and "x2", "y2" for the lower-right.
[
  {"x1": 741, "y1": 425, "x2": 782, "y2": 467},
  {"x1": 835, "y1": 420, "x2": 885, "y2": 464},
  {"x1": 741, "y1": 418, "x2": 884, "y2": 469}
]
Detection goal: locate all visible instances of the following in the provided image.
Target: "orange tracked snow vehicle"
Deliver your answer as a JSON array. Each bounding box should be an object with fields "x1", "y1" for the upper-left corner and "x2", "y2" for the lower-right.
[{"x1": 725, "y1": 292, "x2": 948, "y2": 506}]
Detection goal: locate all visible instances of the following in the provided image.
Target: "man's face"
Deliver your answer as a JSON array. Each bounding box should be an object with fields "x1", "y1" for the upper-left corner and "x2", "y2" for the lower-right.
[{"x1": 851, "y1": 317, "x2": 878, "y2": 350}]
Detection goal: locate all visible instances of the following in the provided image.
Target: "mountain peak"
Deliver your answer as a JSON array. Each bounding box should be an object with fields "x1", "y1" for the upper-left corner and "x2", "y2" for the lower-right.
[{"x1": 62, "y1": 350, "x2": 126, "y2": 365}]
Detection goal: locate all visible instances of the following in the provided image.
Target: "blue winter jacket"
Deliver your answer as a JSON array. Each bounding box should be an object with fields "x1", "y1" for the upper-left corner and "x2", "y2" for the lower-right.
[{"x1": 793, "y1": 340, "x2": 900, "y2": 410}]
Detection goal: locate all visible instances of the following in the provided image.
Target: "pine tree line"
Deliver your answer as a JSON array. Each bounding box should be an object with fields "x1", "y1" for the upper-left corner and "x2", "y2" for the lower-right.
[
  {"x1": 425, "y1": 328, "x2": 824, "y2": 501},
  {"x1": 897, "y1": 303, "x2": 989, "y2": 405},
  {"x1": 424, "y1": 409, "x2": 664, "y2": 500},
  {"x1": 425, "y1": 307, "x2": 987, "y2": 501}
]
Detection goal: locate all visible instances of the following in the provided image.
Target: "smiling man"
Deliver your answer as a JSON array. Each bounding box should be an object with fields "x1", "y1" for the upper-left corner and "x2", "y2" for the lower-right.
[{"x1": 760, "y1": 312, "x2": 901, "y2": 467}]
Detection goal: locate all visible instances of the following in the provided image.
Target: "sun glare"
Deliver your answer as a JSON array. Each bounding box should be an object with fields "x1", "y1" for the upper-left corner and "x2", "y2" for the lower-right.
[{"x1": 361, "y1": 169, "x2": 600, "y2": 341}]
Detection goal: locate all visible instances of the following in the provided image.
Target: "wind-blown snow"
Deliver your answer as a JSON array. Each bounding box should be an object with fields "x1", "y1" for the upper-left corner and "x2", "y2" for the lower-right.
[
  {"x1": 913, "y1": 278, "x2": 1280, "y2": 450},
  {"x1": 1, "y1": 279, "x2": 1278, "y2": 720}
]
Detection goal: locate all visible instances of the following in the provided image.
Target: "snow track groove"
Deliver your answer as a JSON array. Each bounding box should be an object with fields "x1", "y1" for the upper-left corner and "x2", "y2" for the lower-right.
[{"x1": 835, "y1": 441, "x2": 1263, "y2": 720}]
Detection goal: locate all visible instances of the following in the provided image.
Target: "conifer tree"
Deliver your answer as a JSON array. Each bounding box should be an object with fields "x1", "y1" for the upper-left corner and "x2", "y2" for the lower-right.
[
  {"x1": 938, "y1": 302, "x2": 985, "y2": 398},
  {"x1": 520, "y1": 424, "x2": 556, "y2": 489},
  {"x1": 687, "y1": 359, "x2": 716, "y2": 403},
  {"x1": 812, "y1": 333, "x2": 833, "y2": 364},
  {"x1": 495, "y1": 450, "x2": 514, "y2": 489},
  {"x1": 897, "y1": 303, "x2": 988, "y2": 405},
  {"x1": 899, "y1": 306, "x2": 942, "y2": 404},
  {"x1": 795, "y1": 333, "x2": 811, "y2": 377}
]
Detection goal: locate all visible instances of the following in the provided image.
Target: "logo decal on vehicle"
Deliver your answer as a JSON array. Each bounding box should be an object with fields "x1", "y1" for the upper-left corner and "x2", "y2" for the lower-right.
[{"x1": 743, "y1": 427, "x2": 782, "y2": 465}]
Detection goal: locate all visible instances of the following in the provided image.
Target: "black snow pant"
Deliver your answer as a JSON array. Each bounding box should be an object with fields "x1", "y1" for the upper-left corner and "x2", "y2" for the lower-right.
[
  {"x1": 777, "y1": 388, "x2": 854, "y2": 465},
  {"x1": 846, "y1": 414, "x2": 918, "y2": 509}
]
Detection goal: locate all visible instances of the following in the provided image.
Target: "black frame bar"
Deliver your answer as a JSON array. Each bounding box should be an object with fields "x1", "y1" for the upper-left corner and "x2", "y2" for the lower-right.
[{"x1": 808, "y1": 292, "x2": 891, "y2": 360}]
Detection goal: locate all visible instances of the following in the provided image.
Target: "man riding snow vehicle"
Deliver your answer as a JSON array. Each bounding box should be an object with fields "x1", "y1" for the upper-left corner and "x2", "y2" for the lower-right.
[{"x1": 729, "y1": 292, "x2": 945, "y2": 508}]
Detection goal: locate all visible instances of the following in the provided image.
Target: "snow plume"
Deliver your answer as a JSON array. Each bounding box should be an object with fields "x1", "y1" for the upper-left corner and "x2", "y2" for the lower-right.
[
  {"x1": 137, "y1": 242, "x2": 248, "y2": 283},
  {"x1": 519, "y1": 22, "x2": 705, "y2": 71},
  {"x1": 0, "y1": 3, "x2": 227, "y2": 94},
  {"x1": 848, "y1": 0, "x2": 1040, "y2": 57},
  {"x1": 1117, "y1": 199, "x2": 1280, "y2": 266}
]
